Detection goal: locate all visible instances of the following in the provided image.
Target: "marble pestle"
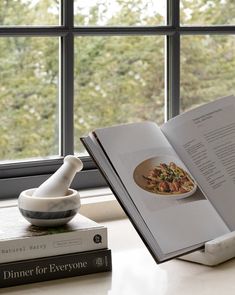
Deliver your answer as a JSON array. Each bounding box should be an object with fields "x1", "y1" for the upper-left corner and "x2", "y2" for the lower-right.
[{"x1": 33, "y1": 155, "x2": 83, "y2": 198}]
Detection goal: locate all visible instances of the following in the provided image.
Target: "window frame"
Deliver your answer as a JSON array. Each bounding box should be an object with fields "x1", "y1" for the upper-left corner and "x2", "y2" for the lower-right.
[{"x1": 0, "y1": 0, "x2": 234, "y2": 199}]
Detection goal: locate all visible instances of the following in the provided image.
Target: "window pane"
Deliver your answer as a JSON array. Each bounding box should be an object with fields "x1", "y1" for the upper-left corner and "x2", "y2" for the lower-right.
[
  {"x1": 74, "y1": 36, "x2": 164, "y2": 153},
  {"x1": 74, "y1": 0, "x2": 166, "y2": 26},
  {"x1": 0, "y1": 0, "x2": 60, "y2": 26},
  {"x1": 181, "y1": 35, "x2": 235, "y2": 113},
  {"x1": 0, "y1": 37, "x2": 59, "y2": 161},
  {"x1": 180, "y1": 0, "x2": 235, "y2": 25}
]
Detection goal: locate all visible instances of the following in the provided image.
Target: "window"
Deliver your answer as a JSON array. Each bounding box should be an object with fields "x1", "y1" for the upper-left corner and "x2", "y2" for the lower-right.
[{"x1": 0, "y1": 0, "x2": 234, "y2": 198}]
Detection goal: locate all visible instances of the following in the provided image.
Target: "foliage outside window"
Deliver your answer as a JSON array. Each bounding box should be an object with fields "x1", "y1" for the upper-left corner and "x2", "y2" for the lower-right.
[{"x1": 0, "y1": 0, "x2": 234, "y2": 197}]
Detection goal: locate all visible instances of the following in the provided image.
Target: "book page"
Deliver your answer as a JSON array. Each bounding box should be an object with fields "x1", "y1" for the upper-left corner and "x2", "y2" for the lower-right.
[
  {"x1": 82, "y1": 135, "x2": 168, "y2": 261},
  {"x1": 94, "y1": 122, "x2": 228, "y2": 255},
  {"x1": 162, "y1": 95, "x2": 235, "y2": 230}
]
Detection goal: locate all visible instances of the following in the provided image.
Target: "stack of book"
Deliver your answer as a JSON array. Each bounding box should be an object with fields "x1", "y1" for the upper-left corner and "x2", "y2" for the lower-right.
[{"x1": 0, "y1": 206, "x2": 112, "y2": 288}]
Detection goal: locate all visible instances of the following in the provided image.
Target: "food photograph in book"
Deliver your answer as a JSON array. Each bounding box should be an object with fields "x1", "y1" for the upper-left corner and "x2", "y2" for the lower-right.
[{"x1": 120, "y1": 147, "x2": 206, "y2": 212}]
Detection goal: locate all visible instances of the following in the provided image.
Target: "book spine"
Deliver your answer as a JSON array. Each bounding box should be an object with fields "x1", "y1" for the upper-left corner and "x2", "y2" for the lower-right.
[
  {"x1": 0, "y1": 227, "x2": 107, "y2": 263},
  {"x1": 0, "y1": 249, "x2": 112, "y2": 288}
]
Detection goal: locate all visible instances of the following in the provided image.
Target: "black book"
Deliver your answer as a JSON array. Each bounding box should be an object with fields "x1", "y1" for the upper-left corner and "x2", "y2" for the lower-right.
[{"x1": 0, "y1": 248, "x2": 112, "y2": 288}]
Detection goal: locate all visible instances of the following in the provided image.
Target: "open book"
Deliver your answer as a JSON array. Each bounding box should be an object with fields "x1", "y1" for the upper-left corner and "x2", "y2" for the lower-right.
[{"x1": 81, "y1": 95, "x2": 235, "y2": 263}]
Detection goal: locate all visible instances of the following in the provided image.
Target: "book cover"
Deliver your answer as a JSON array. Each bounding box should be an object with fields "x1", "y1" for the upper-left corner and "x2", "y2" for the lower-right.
[
  {"x1": 0, "y1": 248, "x2": 112, "y2": 288},
  {"x1": 0, "y1": 207, "x2": 107, "y2": 263}
]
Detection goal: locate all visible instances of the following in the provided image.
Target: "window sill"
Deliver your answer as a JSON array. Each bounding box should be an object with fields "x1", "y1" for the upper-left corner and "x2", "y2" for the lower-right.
[
  {"x1": 0, "y1": 187, "x2": 126, "y2": 222},
  {"x1": 3, "y1": 217, "x2": 235, "y2": 294}
]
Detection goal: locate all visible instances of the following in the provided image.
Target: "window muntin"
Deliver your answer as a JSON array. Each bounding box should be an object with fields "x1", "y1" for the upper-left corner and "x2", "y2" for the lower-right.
[
  {"x1": 181, "y1": 35, "x2": 235, "y2": 113},
  {"x1": 74, "y1": 36, "x2": 164, "y2": 153},
  {"x1": 74, "y1": 0, "x2": 166, "y2": 26},
  {"x1": 0, "y1": 1, "x2": 60, "y2": 26},
  {"x1": 0, "y1": 37, "x2": 59, "y2": 162}
]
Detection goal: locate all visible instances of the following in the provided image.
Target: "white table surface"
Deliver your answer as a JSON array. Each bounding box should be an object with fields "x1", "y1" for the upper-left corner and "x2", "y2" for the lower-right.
[{"x1": 2, "y1": 218, "x2": 235, "y2": 295}]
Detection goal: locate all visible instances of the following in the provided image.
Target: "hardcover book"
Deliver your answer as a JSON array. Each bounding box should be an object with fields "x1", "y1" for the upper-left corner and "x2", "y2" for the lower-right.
[
  {"x1": 81, "y1": 95, "x2": 235, "y2": 263},
  {"x1": 0, "y1": 207, "x2": 107, "y2": 263},
  {"x1": 0, "y1": 248, "x2": 112, "y2": 288}
]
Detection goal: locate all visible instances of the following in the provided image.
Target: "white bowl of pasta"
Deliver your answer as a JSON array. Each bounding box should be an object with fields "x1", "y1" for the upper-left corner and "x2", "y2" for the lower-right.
[{"x1": 133, "y1": 155, "x2": 197, "y2": 199}]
